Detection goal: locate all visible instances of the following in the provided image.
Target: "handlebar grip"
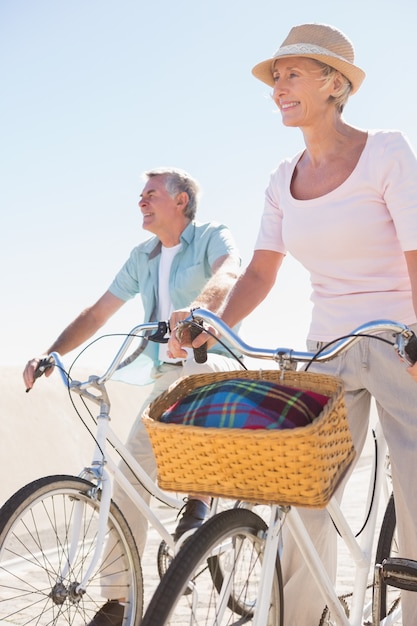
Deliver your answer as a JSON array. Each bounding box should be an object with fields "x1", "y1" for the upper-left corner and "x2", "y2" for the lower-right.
[
  {"x1": 189, "y1": 321, "x2": 208, "y2": 364},
  {"x1": 405, "y1": 333, "x2": 417, "y2": 366},
  {"x1": 34, "y1": 356, "x2": 55, "y2": 380},
  {"x1": 26, "y1": 356, "x2": 55, "y2": 392}
]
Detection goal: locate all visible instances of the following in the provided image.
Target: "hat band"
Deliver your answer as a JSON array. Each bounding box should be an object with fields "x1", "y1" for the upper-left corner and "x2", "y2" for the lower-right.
[{"x1": 274, "y1": 43, "x2": 353, "y2": 65}]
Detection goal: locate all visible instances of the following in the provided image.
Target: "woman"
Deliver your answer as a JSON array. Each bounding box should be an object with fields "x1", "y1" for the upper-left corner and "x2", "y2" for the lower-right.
[{"x1": 173, "y1": 23, "x2": 417, "y2": 625}]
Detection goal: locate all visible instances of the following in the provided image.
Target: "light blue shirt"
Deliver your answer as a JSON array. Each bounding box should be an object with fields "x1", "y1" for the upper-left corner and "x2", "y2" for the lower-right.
[{"x1": 109, "y1": 220, "x2": 240, "y2": 367}]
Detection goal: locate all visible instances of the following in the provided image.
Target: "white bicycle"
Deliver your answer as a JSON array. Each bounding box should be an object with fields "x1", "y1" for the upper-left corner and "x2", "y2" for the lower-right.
[
  {"x1": 140, "y1": 309, "x2": 417, "y2": 626},
  {"x1": 0, "y1": 319, "x2": 230, "y2": 626}
]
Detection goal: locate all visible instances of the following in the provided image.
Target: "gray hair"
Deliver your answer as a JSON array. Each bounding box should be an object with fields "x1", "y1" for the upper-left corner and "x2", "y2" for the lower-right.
[{"x1": 143, "y1": 167, "x2": 201, "y2": 220}]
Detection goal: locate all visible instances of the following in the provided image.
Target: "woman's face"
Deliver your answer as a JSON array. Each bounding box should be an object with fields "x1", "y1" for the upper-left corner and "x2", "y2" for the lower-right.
[{"x1": 271, "y1": 57, "x2": 335, "y2": 127}]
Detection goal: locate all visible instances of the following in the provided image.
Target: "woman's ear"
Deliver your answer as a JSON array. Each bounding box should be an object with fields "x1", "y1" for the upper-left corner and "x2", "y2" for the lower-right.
[{"x1": 331, "y1": 71, "x2": 344, "y2": 96}]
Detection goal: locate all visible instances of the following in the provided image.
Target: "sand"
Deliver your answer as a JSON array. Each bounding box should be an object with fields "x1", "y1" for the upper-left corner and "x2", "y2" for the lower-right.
[{"x1": 0, "y1": 365, "x2": 151, "y2": 506}]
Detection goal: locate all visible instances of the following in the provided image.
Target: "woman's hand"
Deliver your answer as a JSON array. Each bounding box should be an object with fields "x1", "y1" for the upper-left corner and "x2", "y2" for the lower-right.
[{"x1": 406, "y1": 361, "x2": 417, "y2": 382}]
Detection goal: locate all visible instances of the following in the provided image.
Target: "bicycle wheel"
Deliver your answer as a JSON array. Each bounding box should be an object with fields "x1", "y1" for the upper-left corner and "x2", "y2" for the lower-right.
[
  {"x1": 141, "y1": 507, "x2": 284, "y2": 625},
  {"x1": 156, "y1": 500, "x2": 252, "y2": 614},
  {"x1": 157, "y1": 527, "x2": 262, "y2": 613},
  {"x1": 0, "y1": 475, "x2": 143, "y2": 626},
  {"x1": 374, "y1": 493, "x2": 400, "y2": 621}
]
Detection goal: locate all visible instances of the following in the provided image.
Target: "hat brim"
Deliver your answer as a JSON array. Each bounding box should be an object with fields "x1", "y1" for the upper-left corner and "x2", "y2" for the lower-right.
[{"x1": 252, "y1": 51, "x2": 365, "y2": 95}]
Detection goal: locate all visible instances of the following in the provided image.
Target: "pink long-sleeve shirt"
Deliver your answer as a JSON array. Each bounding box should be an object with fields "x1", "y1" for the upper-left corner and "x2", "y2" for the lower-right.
[{"x1": 255, "y1": 130, "x2": 417, "y2": 341}]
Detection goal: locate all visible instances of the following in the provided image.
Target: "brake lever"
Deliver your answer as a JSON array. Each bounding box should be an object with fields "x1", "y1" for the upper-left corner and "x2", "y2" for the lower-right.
[
  {"x1": 148, "y1": 321, "x2": 169, "y2": 344},
  {"x1": 404, "y1": 332, "x2": 417, "y2": 366},
  {"x1": 397, "y1": 331, "x2": 417, "y2": 366}
]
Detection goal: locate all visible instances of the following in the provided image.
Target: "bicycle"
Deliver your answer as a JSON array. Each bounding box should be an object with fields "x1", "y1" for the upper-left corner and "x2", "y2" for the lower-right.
[
  {"x1": 0, "y1": 319, "x2": 232, "y2": 626},
  {"x1": 140, "y1": 308, "x2": 417, "y2": 626}
]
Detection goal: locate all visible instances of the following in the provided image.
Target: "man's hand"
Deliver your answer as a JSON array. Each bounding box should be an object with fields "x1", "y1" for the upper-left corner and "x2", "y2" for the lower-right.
[
  {"x1": 167, "y1": 310, "x2": 216, "y2": 360},
  {"x1": 166, "y1": 328, "x2": 190, "y2": 360},
  {"x1": 169, "y1": 309, "x2": 194, "y2": 335},
  {"x1": 23, "y1": 356, "x2": 54, "y2": 391},
  {"x1": 165, "y1": 309, "x2": 191, "y2": 359}
]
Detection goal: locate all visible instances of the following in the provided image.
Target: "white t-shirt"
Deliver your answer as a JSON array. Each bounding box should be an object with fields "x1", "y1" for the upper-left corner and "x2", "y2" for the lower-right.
[
  {"x1": 157, "y1": 244, "x2": 192, "y2": 362},
  {"x1": 255, "y1": 130, "x2": 417, "y2": 341}
]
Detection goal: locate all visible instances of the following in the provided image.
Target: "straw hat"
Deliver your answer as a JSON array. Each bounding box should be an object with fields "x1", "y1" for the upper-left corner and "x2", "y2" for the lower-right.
[{"x1": 252, "y1": 23, "x2": 365, "y2": 94}]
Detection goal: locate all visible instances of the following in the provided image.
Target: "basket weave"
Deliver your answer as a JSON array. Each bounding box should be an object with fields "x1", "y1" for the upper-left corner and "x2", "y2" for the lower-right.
[{"x1": 143, "y1": 370, "x2": 355, "y2": 508}]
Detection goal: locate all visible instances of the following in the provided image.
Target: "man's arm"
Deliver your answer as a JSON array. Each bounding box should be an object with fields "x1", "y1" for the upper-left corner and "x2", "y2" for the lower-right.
[
  {"x1": 23, "y1": 290, "x2": 125, "y2": 390},
  {"x1": 168, "y1": 250, "x2": 284, "y2": 358},
  {"x1": 169, "y1": 254, "x2": 240, "y2": 327}
]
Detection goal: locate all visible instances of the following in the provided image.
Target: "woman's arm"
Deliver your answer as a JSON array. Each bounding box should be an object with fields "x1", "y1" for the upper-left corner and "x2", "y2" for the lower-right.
[
  {"x1": 404, "y1": 249, "x2": 417, "y2": 381},
  {"x1": 221, "y1": 249, "x2": 285, "y2": 328}
]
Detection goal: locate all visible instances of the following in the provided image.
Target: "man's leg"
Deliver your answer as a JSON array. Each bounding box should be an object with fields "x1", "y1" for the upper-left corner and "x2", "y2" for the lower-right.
[
  {"x1": 171, "y1": 354, "x2": 244, "y2": 537},
  {"x1": 87, "y1": 365, "x2": 182, "y2": 624},
  {"x1": 89, "y1": 354, "x2": 242, "y2": 622}
]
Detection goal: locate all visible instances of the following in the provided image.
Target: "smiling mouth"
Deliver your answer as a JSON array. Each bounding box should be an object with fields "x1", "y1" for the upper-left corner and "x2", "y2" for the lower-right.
[{"x1": 281, "y1": 101, "x2": 299, "y2": 110}]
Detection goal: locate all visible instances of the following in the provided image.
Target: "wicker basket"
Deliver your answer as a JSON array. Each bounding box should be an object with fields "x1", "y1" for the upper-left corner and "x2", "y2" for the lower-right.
[{"x1": 143, "y1": 370, "x2": 355, "y2": 508}]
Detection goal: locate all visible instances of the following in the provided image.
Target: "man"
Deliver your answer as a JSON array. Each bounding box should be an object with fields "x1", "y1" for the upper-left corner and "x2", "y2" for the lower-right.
[{"x1": 23, "y1": 167, "x2": 241, "y2": 626}]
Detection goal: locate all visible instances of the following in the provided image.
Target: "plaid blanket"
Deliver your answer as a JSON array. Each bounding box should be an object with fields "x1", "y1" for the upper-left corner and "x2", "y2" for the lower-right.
[{"x1": 160, "y1": 378, "x2": 329, "y2": 430}]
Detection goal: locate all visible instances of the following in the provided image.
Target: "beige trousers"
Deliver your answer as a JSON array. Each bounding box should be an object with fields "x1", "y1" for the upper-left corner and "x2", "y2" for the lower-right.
[
  {"x1": 103, "y1": 354, "x2": 243, "y2": 597},
  {"x1": 281, "y1": 327, "x2": 417, "y2": 626}
]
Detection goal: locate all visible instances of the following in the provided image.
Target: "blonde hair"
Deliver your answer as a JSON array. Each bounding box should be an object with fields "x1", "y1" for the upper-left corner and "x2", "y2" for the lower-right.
[{"x1": 314, "y1": 60, "x2": 352, "y2": 112}]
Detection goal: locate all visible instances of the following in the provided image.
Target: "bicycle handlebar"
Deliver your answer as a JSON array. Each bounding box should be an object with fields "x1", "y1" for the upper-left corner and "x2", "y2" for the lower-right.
[
  {"x1": 178, "y1": 308, "x2": 417, "y2": 367},
  {"x1": 188, "y1": 321, "x2": 207, "y2": 364},
  {"x1": 34, "y1": 310, "x2": 417, "y2": 398}
]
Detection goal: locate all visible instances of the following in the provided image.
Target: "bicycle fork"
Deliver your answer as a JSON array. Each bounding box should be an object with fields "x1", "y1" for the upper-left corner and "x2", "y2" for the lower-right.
[
  {"x1": 54, "y1": 410, "x2": 114, "y2": 601},
  {"x1": 252, "y1": 505, "x2": 284, "y2": 626}
]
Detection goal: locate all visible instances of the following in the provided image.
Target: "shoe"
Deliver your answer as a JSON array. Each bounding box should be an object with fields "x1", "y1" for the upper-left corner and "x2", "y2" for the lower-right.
[
  {"x1": 173, "y1": 498, "x2": 210, "y2": 542},
  {"x1": 87, "y1": 600, "x2": 124, "y2": 626}
]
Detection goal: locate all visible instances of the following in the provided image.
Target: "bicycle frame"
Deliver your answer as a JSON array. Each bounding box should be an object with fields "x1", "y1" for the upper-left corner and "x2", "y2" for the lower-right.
[
  {"x1": 49, "y1": 322, "x2": 191, "y2": 594},
  {"x1": 205, "y1": 420, "x2": 391, "y2": 626},
  {"x1": 50, "y1": 309, "x2": 413, "y2": 617},
  {"x1": 170, "y1": 309, "x2": 413, "y2": 626},
  {"x1": 283, "y1": 420, "x2": 391, "y2": 626}
]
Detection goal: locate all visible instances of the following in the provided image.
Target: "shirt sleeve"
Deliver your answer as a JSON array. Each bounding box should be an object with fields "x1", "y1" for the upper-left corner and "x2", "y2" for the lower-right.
[
  {"x1": 205, "y1": 223, "x2": 240, "y2": 267},
  {"x1": 379, "y1": 131, "x2": 417, "y2": 251},
  {"x1": 254, "y1": 158, "x2": 299, "y2": 255},
  {"x1": 108, "y1": 246, "x2": 142, "y2": 301}
]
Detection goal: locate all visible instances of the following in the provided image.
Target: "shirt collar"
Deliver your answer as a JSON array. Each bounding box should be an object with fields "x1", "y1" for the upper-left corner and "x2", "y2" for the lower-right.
[{"x1": 142, "y1": 220, "x2": 196, "y2": 256}]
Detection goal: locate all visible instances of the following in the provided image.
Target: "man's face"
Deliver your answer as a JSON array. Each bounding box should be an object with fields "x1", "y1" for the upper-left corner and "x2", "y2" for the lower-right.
[{"x1": 138, "y1": 175, "x2": 179, "y2": 235}]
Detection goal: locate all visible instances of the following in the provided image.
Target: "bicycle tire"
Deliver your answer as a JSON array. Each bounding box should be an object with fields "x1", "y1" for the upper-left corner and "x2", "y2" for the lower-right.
[
  {"x1": 0, "y1": 474, "x2": 143, "y2": 626},
  {"x1": 158, "y1": 539, "x2": 263, "y2": 616},
  {"x1": 157, "y1": 531, "x2": 253, "y2": 615},
  {"x1": 141, "y1": 507, "x2": 284, "y2": 625},
  {"x1": 156, "y1": 504, "x2": 252, "y2": 614},
  {"x1": 374, "y1": 493, "x2": 400, "y2": 620}
]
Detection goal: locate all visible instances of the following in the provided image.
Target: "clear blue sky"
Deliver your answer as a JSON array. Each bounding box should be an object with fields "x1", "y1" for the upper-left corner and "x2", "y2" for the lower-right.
[{"x1": 2, "y1": 0, "x2": 417, "y2": 368}]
